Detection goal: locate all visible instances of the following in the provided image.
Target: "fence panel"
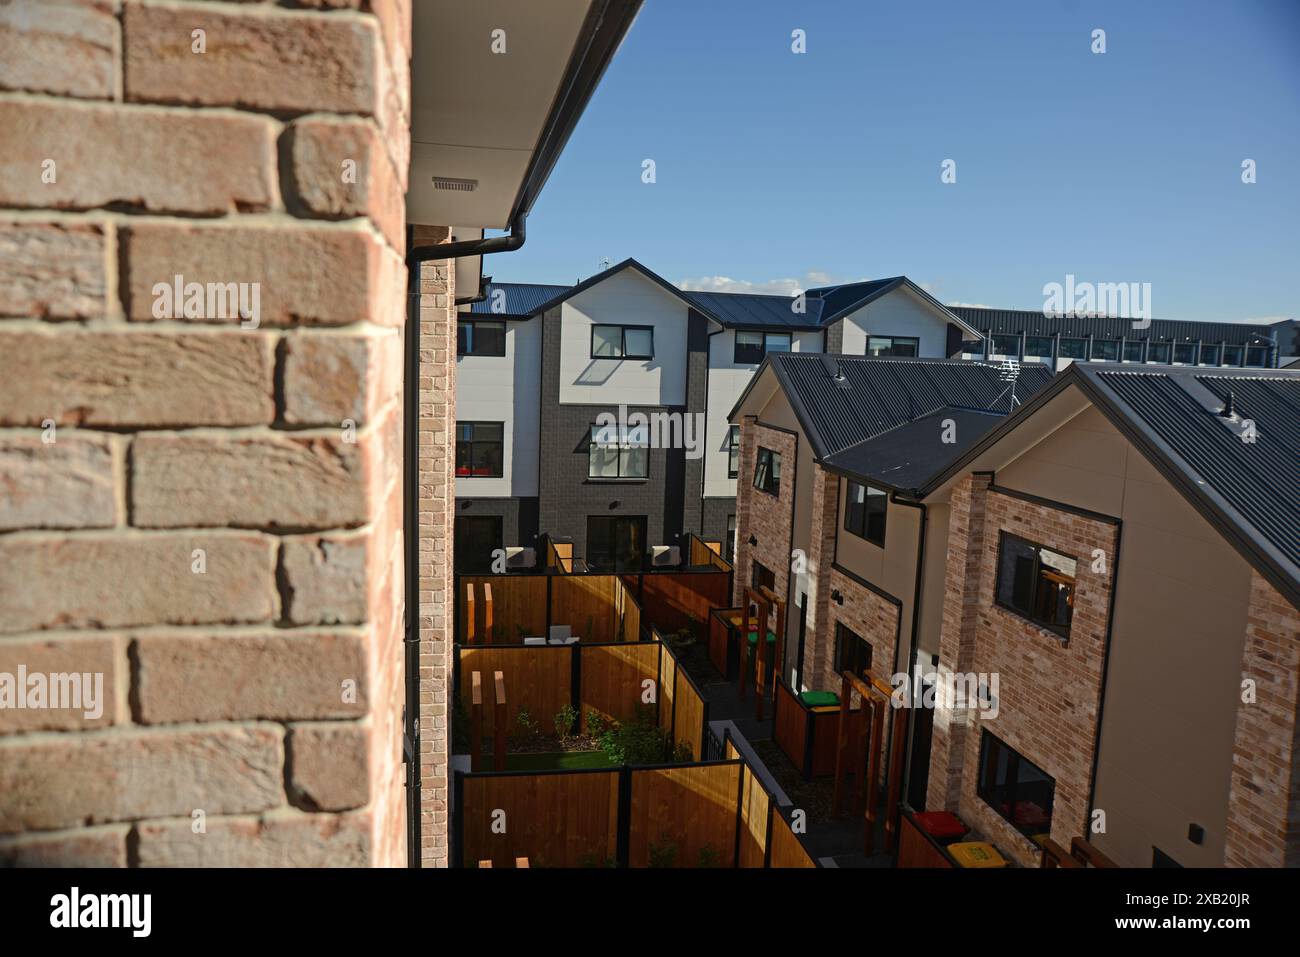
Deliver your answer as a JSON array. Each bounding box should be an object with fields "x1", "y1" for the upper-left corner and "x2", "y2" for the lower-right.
[
  {"x1": 737, "y1": 761, "x2": 770, "y2": 868},
  {"x1": 671, "y1": 669, "x2": 707, "y2": 761},
  {"x1": 460, "y1": 770, "x2": 620, "y2": 868},
  {"x1": 579, "y1": 641, "x2": 659, "y2": 728},
  {"x1": 459, "y1": 575, "x2": 548, "y2": 643},
  {"x1": 658, "y1": 642, "x2": 676, "y2": 731},
  {"x1": 458, "y1": 645, "x2": 571, "y2": 736},
  {"x1": 628, "y1": 763, "x2": 741, "y2": 868},
  {"x1": 768, "y1": 810, "x2": 817, "y2": 868}
]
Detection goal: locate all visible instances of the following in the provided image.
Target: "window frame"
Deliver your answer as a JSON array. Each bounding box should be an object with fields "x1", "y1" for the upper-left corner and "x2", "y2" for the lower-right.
[
  {"x1": 1024, "y1": 336, "x2": 1054, "y2": 357},
  {"x1": 843, "y1": 479, "x2": 888, "y2": 547},
  {"x1": 976, "y1": 729, "x2": 1056, "y2": 839},
  {"x1": 1058, "y1": 337, "x2": 1087, "y2": 359},
  {"x1": 833, "y1": 622, "x2": 873, "y2": 680},
  {"x1": 867, "y1": 335, "x2": 920, "y2": 358},
  {"x1": 726, "y1": 425, "x2": 741, "y2": 479},
  {"x1": 590, "y1": 323, "x2": 655, "y2": 360},
  {"x1": 1091, "y1": 338, "x2": 1120, "y2": 361},
  {"x1": 733, "y1": 330, "x2": 792, "y2": 364},
  {"x1": 587, "y1": 422, "x2": 649, "y2": 481},
  {"x1": 454, "y1": 515, "x2": 504, "y2": 574},
  {"x1": 454, "y1": 421, "x2": 505, "y2": 478},
  {"x1": 456, "y1": 319, "x2": 507, "y2": 357},
  {"x1": 991, "y1": 334, "x2": 1020, "y2": 357},
  {"x1": 1147, "y1": 341, "x2": 1171, "y2": 363},
  {"x1": 724, "y1": 514, "x2": 736, "y2": 565},
  {"x1": 753, "y1": 446, "x2": 781, "y2": 497},
  {"x1": 992, "y1": 531, "x2": 1078, "y2": 639}
]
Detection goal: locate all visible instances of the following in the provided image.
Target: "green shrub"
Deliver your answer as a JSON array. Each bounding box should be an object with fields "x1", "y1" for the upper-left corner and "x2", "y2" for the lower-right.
[
  {"x1": 513, "y1": 708, "x2": 539, "y2": 743},
  {"x1": 554, "y1": 704, "x2": 577, "y2": 742},
  {"x1": 648, "y1": 835, "x2": 678, "y2": 868},
  {"x1": 600, "y1": 715, "x2": 669, "y2": 766},
  {"x1": 697, "y1": 845, "x2": 721, "y2": 868},
  {"x1": 584, "y1": 709, "x2": 607, "y2": 737}
]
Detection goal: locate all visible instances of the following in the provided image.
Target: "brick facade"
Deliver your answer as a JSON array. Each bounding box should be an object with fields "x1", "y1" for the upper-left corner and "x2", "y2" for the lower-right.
[
  {"x1": 0, "y1": 0, "x2": 415, "y2": 867},
  {"x1": 732, "y1": 418, "x2": 797, "y2": 607},
  {"x1": 801, "y1": 465, "x2": 840, "y2": 691},
  {"x1": 1225, "y1": 571, "x2": 1300, "y2": 867},
  {"x1": 927, "y1": 480, "x2": 1119, "y2": 867}
]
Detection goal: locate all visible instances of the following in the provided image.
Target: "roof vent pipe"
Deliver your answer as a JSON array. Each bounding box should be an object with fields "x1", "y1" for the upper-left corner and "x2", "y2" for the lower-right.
[{"x1": 1219, "y1": 391, "x2": 1236, "y2": 418}]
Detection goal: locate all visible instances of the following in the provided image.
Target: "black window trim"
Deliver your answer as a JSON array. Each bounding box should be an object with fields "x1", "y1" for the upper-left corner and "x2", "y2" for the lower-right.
[
  {"x1": 866, "y1": 334, "x2": 920, "y2": 358},
  {"x1": 456, "y1": 319, "x2": 507, "y2": 357},
  {"x1": 992, "y1": 529, "x2": 1077, "y2": 640},
  {"x1": 726, "y1": 424, "x2": 741, "y2": 479},
  {"x1": 455, "y1": 420, "x2": 505, "y2": 479},
  {"x1": 753, "y1": 446, "x2": 780, "y2": 497},
  {"x1": 733, "y1": 329, "x2": 792, "y2": 365},
  {"x1": 587, "y1": 422, "x2": 650, "y2": 481},
  {"x1": 833, "y1": 621, "x2": 873, "y2": 679},
  {"x1": 976, "y1": 728, "x2": 1056, "y2": 839},
  {"x1": 843, "y1": 479, "x2": 888, "y2": 548},
  {"x1": 590, "y1": 323, "x2": 655, "y2": 360}
]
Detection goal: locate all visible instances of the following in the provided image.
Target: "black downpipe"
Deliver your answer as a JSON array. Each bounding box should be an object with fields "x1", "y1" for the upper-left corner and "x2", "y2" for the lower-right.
[
  {"x1": 408, "y1": 211, "x2": 526, "y2": 265},
  {"x1": 402, "y1": 225, "x2": 421, "y2": 866},
  {"x1": 890, "y1": 493, "x2": 928, "y2": 817}
]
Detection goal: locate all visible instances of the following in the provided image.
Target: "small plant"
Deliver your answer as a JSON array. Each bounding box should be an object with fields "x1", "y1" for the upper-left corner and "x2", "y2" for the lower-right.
[
  {"x1": 578, "y1": 852, "x2": 618, "y2": 868},
  {"x1": 600, "y1": 712, "x2": 669, "y2": 766},
  {"x1": 513, "y1": 708, "x2": 539, "y2": 743},
  {"x1": 585, "y1": 709, "x2": 607, "y2": 737},
  {"x1": 648, "y1": 834, "x2": 678, "y2": 868},
  {"x1": 672, "y1": 740, "x2": 694, "y2": 763},
  {"x1": 554, "y1": 704, "x2": 577, "y2": 742},
  {"x1": 697, "y1": 844, "x2": 721, "y2": 868}
]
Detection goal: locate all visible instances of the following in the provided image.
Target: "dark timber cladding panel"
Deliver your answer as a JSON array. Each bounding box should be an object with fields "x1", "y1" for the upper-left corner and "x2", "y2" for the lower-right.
[
  {"x1": 460, "y1": 771, "x2": 620, "y2": 867},
  {"x1": 458, "y1": 646, "x2": 571, "y2": 736},
  {"x1": 579, "y1": 642, "x2": 659, "y2": 727},
  {"x1": 627, "y1": 763, "x2": 741, "y2": 867}
]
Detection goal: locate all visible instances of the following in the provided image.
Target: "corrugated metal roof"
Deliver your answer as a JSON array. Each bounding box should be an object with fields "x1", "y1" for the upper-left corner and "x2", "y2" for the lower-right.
[
  {"x1": 467, "y1": 282, "x2": 569, "y2": 316},
  {"x1": 951, "y1": 307, "x2": 1276, "y2": 346},
  {"x1": 767, "y1": 354, "x2": 1056, "y2": 467},
  {"x1": 680, "y1": 290, "x2": 825, "y2": 329},
  {"x1": 822, "y1": 408, "x2": 1005, "y2": 491},
  {"x1": 1092, "y1": 369, "x2": 1300, "y2": 571}
]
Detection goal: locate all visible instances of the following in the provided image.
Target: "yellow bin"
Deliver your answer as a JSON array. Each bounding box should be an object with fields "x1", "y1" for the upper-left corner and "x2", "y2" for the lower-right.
[{"x1": 949, "y1": 841, "x2": 1009, "y2": 868}]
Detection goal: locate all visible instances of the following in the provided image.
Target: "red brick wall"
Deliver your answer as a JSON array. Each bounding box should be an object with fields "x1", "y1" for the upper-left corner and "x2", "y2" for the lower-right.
[
  {"x1": 1225, "y1": 571, "x2": 1300, "y2": 867},
  {"x1": 928, "y1": 480, "x2": 1119, "y2": 867},
  {"x1": 799, "y1": 465, "x2": 839, "y2": 691},
  {"x1": 0, "y1": 0, "x2": 413, "y2": 867},
  {"x1": 733, "y1": 418, "x2": 797, "y2": 608}
]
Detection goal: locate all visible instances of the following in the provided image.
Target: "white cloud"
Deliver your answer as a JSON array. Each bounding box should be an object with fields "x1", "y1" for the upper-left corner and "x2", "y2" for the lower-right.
[
  {"x1": 677, "y1": 269, "x2": 861, "y2": 298},
  {"x1": 946, "y1": 301, "x2": 993, "y2": 309}
]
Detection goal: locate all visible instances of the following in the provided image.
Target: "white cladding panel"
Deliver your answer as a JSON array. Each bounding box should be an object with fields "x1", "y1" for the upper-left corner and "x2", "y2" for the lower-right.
[
  {"x1": 558, "y1": 269, "x2": 689, "y2": 406},
  {"x1": 838, "y1": 286, "x2": 952, "y2": 358},
  {"x1": 455, "y1": 315, "x2": 541, "y2": 496}
]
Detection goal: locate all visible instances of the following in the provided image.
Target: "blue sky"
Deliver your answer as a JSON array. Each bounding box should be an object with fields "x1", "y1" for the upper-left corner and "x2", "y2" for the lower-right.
[{"x1": 500, "y1": 0, "x2": 1299, "y2": 323}]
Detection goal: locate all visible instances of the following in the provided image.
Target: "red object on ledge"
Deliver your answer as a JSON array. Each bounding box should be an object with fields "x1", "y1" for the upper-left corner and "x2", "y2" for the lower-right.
[{"x1": 914, "y1": 811, "x2": 969, "y2": 841}]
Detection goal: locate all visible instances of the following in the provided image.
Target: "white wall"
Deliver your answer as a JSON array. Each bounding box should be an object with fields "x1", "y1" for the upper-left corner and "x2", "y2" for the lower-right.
[
  {"x1": 455, "y1": 315, "x2": 541, "y2": 497},
  {"x1": 703, "y1": 328, "x2": 823, "y2": 496},
  {"x1": 558, "y1": 268, "x2": 688, "y2": 406},
  {"x1": 838, "y1": 285, "x2": 952, "y2": 358}
]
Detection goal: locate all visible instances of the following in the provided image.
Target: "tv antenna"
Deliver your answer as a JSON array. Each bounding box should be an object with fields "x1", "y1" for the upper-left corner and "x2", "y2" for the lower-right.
[{"x1": 992, "y1": 358, "x2": 1022, "y2": 410}]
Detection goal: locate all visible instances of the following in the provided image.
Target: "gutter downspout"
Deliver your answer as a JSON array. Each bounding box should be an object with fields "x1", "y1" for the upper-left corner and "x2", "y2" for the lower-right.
[
  {"x1": 403, "y1": 219, "x2": 528, "y2": 869},
  {"x1": 890, "y1": 492, "x2": 928, "y2": 817}
]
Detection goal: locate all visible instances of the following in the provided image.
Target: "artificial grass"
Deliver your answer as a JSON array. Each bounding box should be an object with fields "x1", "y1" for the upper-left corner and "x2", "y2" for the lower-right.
[{"x1": 504, "y1": 750, "x2": 614, "y2": 771}]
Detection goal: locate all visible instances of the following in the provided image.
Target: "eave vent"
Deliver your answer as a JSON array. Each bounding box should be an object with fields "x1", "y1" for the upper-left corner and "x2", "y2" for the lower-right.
[{"x1": 432, "y1": 177, "x2": 478, "y2": 192}]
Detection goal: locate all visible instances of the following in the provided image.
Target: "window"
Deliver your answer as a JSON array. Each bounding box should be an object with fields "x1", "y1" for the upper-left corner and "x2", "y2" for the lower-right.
[
  {"x1": 834, "y1": 623, "x2": 872, "y2": 680},
  {"x1": 456, "y1": 320, "x2": 506, "y2": 357},
  {"x1": 1091, "y1": 339, "x2": 1120, "y2": 361},
  {"x1": 455, "y1": 516, "x2": 502, "y2": 573},
  {"x1": 1024, "y1": 336, "x2": 1053, "y2": 357},
  {"x1": 1122, "y1": 340, "x2": 1144, "y2": 362},
  {"x1": 726, "y1": 425, "x2": 741, "y2": 478},
  {"x1": 1058, "y1": 338, "x2": 1086, "y2": 359},
  {"x1": 734, "y1": 330, "x2": 792, "y2": 364},
  {"x1": 587, "y1": 516, "x2": 646, "y2": 573},
  {"x1": 753, "y1": 447, "x2": 781, "y2": 496},
  {"x1": 591, "y1": 324, "x2": 653, "y2": 359},
  {"x1": 977, "y1": 730, "x2": 1056, "y2": 838},
  {"x1": 1222, "y1": 345, "x2": 1243, "y2": 366},
  {"x1": 1245, "y1": 346, "x2": 1268, "y2": 367},
  {"x1": 588, "y1": 423, "x2": 648, "y2": 479},
  {"x1": 867, "y1": 336, "x2": 919, "y2": 358},
  {"x1": 725, "y1": 515, "x2": 736, "y2": 565},
  {"x1": 1147, "y1": 342, "x2": 1171, "y2": 363},
  {"x1": 844, "y1": 480, "x2": 887, "y2": 547},
  {"x1": 991, "y1": 334, "x2": 1020, "y2": 357},
  {"x1": 994, "y1": 532, "x2": 1077, "y2": 638},
  {"x1": 1200, "y1": 344, "x2": 1220, "y2": 366},
  {"x1": 1173, "y1": 343, "x2": 1197, "y2": 364},
  {"x1": 752, "y1": 560, "x2": 775, "y2": 593},
  {"x1": 455, "y1": 422, "x2": 503, "y2": 477}
]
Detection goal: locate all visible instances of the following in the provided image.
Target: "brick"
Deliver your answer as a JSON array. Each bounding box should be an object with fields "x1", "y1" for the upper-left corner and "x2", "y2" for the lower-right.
[
  {"x1": 130, "y1": 434, "x2": 370, "y2": 530},
  {"x1": 0, "y1": 329, "x2": 274, "y2": 427},
  {"x1": 282, "y1": 330, "x2": 401, "y2": 426},
  {"x1": 135, "y1": 811, "x2": 370, "y2": 867},
  {"x1": 0, "y1": 221, "x2": 108, "y2": 319},
  {"x1": 0, "y1": 99, "x2": 277, "y2": 215},
  {"x1": 288, "y1": 723, "x2": 370, "y2": 810},
  {"x1": 0, "y1": 434, "x2": 116, "y2": 530},
  {"x1": 0, "y1": 634, "x2": 119, "y2": 733},
  {"x1": 122, "y1": 222, "x2": 404, "y2": 327},
  {"x1": 0, "y1": 1, "x2": 117, "y2": 100},
  {"x1": 0, "y1": 725, "x2": 284, "y2": 833},
  {"x1": 123, "y1": 3, "x2": 381, "y2": 116},
  {"x1": 133, "y1": 631, "x2": 368, "y2": 724},
  {"x1": 281, "y1": 535, "x2": 368, "y2": 625},
  {"x1": 286, "y1": 117, "x2": 404, "y2": 252},
  {"x1": 0, "y1": 824, "x2": 129, "y2": 867},
  {"x1": 0, "y1": 533, "x2": 276, "y2": 634}
]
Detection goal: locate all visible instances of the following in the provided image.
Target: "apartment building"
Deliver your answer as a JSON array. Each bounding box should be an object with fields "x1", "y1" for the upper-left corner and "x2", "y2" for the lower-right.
[
  {"x1": 453, "y1": 261, "x2": 985, "y2": 570},
  {"x1": 729, "y1": 352, "x2": 1300, "y2": 868}
]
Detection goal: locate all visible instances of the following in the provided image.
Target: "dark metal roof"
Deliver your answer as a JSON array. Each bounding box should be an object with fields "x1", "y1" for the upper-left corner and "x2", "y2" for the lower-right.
[
  {"x1": 748, "y1": 355, "x2": 1056, "y2": 490},
  {"x1": 680, "y1": 290, "x2": 824, "y2": 330},
  {"x1": 951, "y1": 306, "x2": 1276, "y2": 346},
  {"x1": 467, "y1": 282, "x2": 570, "y2": 317},
  {"x1": 1088, "y1": 368, "x2": 1300, "y2": 581},
  {"x1": 821, "y1": 408, "x2": 1006, "y2": 491}
]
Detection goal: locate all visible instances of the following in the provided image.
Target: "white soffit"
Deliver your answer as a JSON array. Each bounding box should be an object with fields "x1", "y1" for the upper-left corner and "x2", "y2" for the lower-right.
[{"x1": 408, "y1": 0, "x2": 594, "y2": 228}]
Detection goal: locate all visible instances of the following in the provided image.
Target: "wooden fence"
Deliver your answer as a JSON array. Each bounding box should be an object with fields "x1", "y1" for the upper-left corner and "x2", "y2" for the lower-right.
[
  {"x1": 627, "y1": 570, "x2": 731, "y2": 640},
  {"x1": 686, "y1": 532, "x2": 732, "y2": 572},
  {"x1": 772, "y1": 678, "x2": 842, "y2": 778},
  {"x1": 896, "y1": 806, "x2": 957, "y2": 868},
  {"x1": 457, "y1": 573, "x2": 642, "y2": 645},
  {"x1": 655, "y1": 629, "x2": 709, "y2": 761}
]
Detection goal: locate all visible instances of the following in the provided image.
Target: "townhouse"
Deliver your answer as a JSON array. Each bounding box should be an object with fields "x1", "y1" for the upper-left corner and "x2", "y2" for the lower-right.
[{"x1": 729, "y1": 352, "x2": 1300, "y2": 868}]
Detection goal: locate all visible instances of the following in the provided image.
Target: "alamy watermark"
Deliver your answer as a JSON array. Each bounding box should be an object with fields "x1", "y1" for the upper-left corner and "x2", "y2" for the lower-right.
[
  {"x1": 152, "y1": 274, "x2": 261, "y2": 328},
  {"x1": 594, "y1": 404, "x2": 705, "y2": 460},
  {"x1": 1042, "y1": 273, "x2": 1152, "y2": 329},
  {"x1": 890, "y1": 665, "x2": 999, "y2": 719},
  {"x1": 0, "y1": 667, "x2": 104, "y2": 720}
]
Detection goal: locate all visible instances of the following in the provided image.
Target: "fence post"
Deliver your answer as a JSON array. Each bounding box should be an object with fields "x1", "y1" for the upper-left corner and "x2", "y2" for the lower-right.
[
  {"x1": 571, "y1": 643, "x2": 582, "y2": 729},
  {"x1": 616, "y1": 766, "x2": 632, "y2": 868},
  {"x1": 493, "y1": 670, "x2": 507, "y2": 772},
  {"x1": 469, "y1": 670, "x2": 482, "y2": 772}
]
